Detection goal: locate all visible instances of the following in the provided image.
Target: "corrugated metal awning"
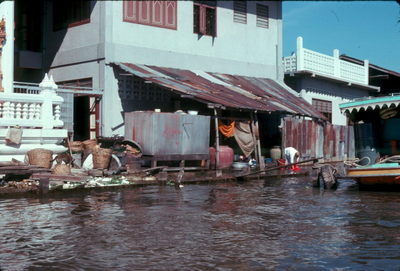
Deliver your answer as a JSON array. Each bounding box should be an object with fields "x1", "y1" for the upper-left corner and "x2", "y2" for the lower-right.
[
  {"x1": 112, "y1": 62, "x2": 325, "y2": 119},
  {"x1": 340, "y1": 95, "x2": 400, "y2": 113}
]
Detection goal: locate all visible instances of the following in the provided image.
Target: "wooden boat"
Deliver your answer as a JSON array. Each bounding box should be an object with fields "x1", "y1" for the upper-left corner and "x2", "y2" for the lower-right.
[{"x1": 346, "y1": 163, "x2": 400, "y2": 187}]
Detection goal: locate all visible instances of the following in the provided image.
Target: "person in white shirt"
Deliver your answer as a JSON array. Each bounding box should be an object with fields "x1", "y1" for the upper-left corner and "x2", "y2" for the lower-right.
[{"x1": 284, "y1": 147, "x2": 300, "y2": 165}]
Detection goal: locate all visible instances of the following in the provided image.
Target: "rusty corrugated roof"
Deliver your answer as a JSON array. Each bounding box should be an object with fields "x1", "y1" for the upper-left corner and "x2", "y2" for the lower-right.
[{"x1": 113, "y1": 62, "x2": 325, "y2": 119}]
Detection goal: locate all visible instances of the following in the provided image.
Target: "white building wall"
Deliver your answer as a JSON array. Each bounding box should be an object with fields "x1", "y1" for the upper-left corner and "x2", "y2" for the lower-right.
[
  {"x1": 107, "y1": 1, "x2": 282, "y2": 78},
  {"x1": 294, "y1": 78, "x2": 371, "y2": 126},
  {"x1": 44, "y1": 1, "x2": 283, "y2": 137},
  {"x1": 0, "y1": 0, "x2": 14, "y2": 93},
  {"x1": 45, "y1": 1, "x2": 105, "y2": 69},
  {"x1": 299, "y1": 90, "x2": 349, "y2": 126},
  {"x1": 102, "y1": 0, "x2": 282, "y2": 136}
]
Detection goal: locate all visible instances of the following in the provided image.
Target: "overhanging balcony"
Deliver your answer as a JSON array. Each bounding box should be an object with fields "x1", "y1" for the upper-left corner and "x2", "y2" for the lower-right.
[{"x1": 283, "y1": 36, "x2": 371, "y2": 87}]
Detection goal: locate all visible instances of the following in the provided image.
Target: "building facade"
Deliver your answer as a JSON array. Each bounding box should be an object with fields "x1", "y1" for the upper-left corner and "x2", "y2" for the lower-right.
[
  {"x1": 13, "y1": 0, "x2": 285, "y2": 139},
  {"x1": 283, "y1": 37, "x2": 379, "y2": 126}
]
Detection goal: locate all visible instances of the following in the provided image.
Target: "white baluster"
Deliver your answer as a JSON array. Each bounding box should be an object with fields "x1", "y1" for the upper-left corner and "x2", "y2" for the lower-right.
[
  {"x1": 22, "y1": 103, "x2": 28, "y2": 119},
  {"x1": 15, "y1": 103, "x2": 22, "y2": 119},
  {"x1": 0, "y1": 102, "x2": 3, "y2": 118},
  {"x1": 35, "y1": 104, "x2": 41, "y2": 120},
  {"x1": 9, "y1": 102, "x2": 15, "y2": 119},
  {"x1": 3, "y1": 102, "x2": 10, "y2": 119},
  {"x1": 29, "y1": 103, "x2": 36, "y2": 120},
  {"x1": 54, "y1": 104, "x2": 61, "y2": 121}
]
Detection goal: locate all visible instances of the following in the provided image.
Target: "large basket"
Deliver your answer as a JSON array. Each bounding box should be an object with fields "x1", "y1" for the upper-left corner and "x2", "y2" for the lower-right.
[
  {"x1": 92, "y1": 148, "x2": 113, "y2": 169},
  {"x1": 27, "y1": 148, "x2": 53, "y2": 168},
  {"x1": 53, "y1": 164, "x2": 71, "y2": 175},
  {"x1": 69, "y1": 141, "x2": 83, "y2": 153},
  {"x1": 82, "y1": 139, "x2": 98, "y2": 152}
]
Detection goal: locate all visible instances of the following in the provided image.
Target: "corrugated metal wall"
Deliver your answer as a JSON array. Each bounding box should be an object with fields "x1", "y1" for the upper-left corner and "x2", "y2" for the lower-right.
[
  {"x1": 125, "y1": 111, "x2": 210, "y2": 156},
  {"x1": 282, "y1": 117, "x2": 355, "y2": 161}
]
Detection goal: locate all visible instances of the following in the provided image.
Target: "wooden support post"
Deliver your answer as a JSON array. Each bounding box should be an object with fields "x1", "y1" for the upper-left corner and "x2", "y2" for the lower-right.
[
  {"x1": 214, "y1": 108, "x2": 220, "y2": 170},
  {"x1": 176, "y1": 160, "x2": 185, "y2": 186},
  {"x1": 250, "y1": 113, "x2": 258, "y2": 161},
  {"x1": 251, "y1": 111, "x2": 264, "y2": 169},
  {"x1": 39, "y1": 178, "x2": 49, "y2": 194}
]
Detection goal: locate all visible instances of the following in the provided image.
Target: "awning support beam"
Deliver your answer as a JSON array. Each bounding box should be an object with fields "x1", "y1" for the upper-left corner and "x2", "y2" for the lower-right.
[
  {"x1": 214, "y1": 108, "x2": 220, "y2": 170},
  {"x1": 251, "y1": 111, "x2": 264, "y2": 169}
]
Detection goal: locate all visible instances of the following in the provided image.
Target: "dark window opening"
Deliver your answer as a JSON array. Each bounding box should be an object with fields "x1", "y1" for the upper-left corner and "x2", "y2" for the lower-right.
[
  {"x1": 52, "y1": 0, "x2": 91, "y2": 31},
  {"x1": 57, "y1": 78, "x2": 99, "y2": 140},
  {"x1": 193, "y1": 5, "x2": 200, "y2": 33},
  {"x1": 233, "y1": 1, "x2": 247, "y2": 24},
  {"x1": 193, "y1": 1, "x2": 216, "y2": 36},
  {"x1": 256, "y1": 4, "x2": 269, "y2": 28},
  {"x1": 205, "y1": 7, "x2": 216, "y2": 35},
  {"x1": 15, "y1": 0, "x2": 43, "y2": 52}
]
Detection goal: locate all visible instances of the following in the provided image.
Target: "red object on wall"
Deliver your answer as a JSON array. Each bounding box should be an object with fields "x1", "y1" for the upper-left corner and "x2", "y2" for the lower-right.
[
  {"x1": 209, "y1": 146, "x2": 234, "y2": 169},
  {"x1": 123, "y1": 1, "x2": 177, "y2": 30}
]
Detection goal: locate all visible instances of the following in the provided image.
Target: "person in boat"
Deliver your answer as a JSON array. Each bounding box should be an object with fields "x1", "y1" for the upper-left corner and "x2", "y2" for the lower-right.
[{"x1": 284, "y1": 147, "x2": 300, "y2": 166}]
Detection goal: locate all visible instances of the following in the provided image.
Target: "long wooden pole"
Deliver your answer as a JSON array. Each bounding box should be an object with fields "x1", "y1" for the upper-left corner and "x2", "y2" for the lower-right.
[
  {"x1": 253, "y1": 111, "x2": 264, "y2": 169},
  {"x1": 214, "y1": 108, "x2": 220, "y2": 169},
  {"x1": 236, "y1": 157, "x2": 322, "y2": 181}
]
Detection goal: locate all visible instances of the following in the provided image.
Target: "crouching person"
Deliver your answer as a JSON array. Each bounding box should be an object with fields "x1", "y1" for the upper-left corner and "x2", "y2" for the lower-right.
[{"x1": 284, "y1": 147, "x2": 300, "y2": 170}]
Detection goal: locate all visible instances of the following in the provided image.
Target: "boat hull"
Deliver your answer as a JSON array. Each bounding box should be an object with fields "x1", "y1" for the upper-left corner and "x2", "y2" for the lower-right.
[{"x1": 347, "y1": 166, "x2": 400, "y2": 186}]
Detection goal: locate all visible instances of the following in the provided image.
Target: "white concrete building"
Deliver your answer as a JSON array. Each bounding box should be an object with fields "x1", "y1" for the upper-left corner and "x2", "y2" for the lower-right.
[
  {"x1": 283, "y1": 36, "x2": 380, "y2": 126},
  {"x1": 12, "y1": 0, "x2": 290, "y2": 140}
]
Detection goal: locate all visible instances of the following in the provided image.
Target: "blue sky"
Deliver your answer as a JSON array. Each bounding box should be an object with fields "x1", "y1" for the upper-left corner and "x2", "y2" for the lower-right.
[{"x1": 283, "y1": 1, "x2": 400, "y2": 72}]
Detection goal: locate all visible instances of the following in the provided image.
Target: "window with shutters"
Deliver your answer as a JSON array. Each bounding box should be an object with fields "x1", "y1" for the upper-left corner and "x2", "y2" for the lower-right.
[
  {"x1": 53, "y1": 0, "x2": 91, "y2": 31},
  {"x1": 193, "y1": 1, "x2": 217, "y2": 36},
  {"x1": 256, "y1": 4, "x2": 269, "y2": 28},
  {"x1": 123, "y1": 1, "x2": 177, "y2": 30},
  {"x1": 233, "y1": 1, "x2": 247, "y2": 24},
  {"x1": 312, "y1": 98, "x2": 332, "y2": 122}
]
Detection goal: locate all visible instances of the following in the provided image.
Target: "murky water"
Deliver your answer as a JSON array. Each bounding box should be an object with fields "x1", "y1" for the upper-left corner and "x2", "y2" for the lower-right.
[{"x1": 1, "y1": 176, "x2": 400, "y2": 271}]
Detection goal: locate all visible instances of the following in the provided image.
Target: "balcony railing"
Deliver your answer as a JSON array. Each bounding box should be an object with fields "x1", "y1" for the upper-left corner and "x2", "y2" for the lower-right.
[
  {"x1": 283, "y1": 37, "x2": 369, "y2": 85},
  {"x1": 0, "y1": 74, "x2": 64, "y2": 129}
]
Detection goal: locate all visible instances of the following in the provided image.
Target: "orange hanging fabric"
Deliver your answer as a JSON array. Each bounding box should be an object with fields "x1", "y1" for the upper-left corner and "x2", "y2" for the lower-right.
[{"x1": 218, "y1": 120, "x2": 235, "y2": 138}]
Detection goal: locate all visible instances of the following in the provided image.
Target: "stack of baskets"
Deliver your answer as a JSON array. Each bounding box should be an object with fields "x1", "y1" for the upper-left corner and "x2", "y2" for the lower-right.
[
  {"x1": 69, "y1": 140, "x2": 83, "y2": 168},
  {"x1": 69, "y1": 141, "x2": 83, "y2": 153},
  {"x1": 82, "y1": 139, "x2": 98, "y2": 161},
  {"x1": 92, "y1": 147, "x2": 113, "y2": 169},
  {"x1": 27, "y1": 148, "x2": 53, "y2": 169}
]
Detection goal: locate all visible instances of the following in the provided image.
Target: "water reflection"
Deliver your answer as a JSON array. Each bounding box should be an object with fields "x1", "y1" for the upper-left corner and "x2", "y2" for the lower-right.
[{"x1": 1, "y1": 177, "x2": 400, "y2": 270}]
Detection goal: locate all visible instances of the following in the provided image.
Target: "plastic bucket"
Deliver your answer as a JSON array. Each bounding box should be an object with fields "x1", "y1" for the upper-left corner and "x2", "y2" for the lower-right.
[{"x1": 277, "y1": 158, "x2": 286, "y2": 166}]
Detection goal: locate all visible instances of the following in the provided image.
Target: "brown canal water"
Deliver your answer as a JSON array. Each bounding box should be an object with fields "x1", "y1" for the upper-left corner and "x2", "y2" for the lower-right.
[{"x1": 1, "y1": 176, "x2": 400, "y2": 270}]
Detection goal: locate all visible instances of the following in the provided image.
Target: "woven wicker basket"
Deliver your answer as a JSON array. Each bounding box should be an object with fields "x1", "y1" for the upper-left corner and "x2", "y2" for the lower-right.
[
  {"x1": 53, "y1": 164, "x2": 71, "y2": 175},
  {"x1": 69, "y1": 141, "x2": 83, "y2": 153},
  {"x1": 92, "y1": 148, "x2": 112, "y2": 169},
  {"x1": 82, "y1": 139, "x2": 98, "y2": 152},
  {"x1": 27, "y1": 148, "x2": 53, "y2": 168}
]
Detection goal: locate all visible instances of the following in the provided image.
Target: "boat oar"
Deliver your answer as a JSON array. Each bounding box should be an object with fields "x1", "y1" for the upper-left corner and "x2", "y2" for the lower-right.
[{"x1": 236, "y1": 157, "x2": 322, "y2": 181}]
